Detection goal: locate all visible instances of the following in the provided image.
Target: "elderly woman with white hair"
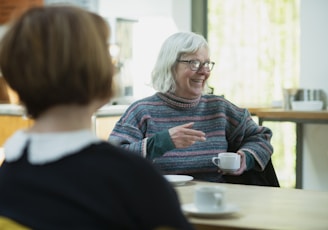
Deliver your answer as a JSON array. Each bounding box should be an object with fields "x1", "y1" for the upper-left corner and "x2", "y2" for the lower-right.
[{"x1": 109, "y1": 32, "x2": 278, "y2": 186}]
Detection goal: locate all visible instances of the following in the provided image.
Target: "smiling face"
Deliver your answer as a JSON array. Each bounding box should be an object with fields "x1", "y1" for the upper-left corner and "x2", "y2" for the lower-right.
[{"x1": 173, "y1": 47, "x2": 211, "y2": 99}]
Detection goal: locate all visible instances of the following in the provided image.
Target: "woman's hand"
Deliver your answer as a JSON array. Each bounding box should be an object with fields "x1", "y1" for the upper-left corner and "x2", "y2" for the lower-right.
[
  {"x1": 168, "y1": 122, "x2": 206, "y2": 148},
  {"x1": 218, "y1": 151, "x2": 247, "y2": 175}
]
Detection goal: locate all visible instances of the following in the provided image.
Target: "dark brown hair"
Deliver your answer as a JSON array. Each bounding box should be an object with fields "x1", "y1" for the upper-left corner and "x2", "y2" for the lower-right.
[{"x1": 0, "y1": 6, "x2": 114, "y2": 118}]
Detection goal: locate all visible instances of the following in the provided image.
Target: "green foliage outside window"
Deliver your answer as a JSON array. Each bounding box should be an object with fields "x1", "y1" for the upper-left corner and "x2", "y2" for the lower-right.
[{"x1": 208, "y1": 0, "x2": 300, "y2": 188}]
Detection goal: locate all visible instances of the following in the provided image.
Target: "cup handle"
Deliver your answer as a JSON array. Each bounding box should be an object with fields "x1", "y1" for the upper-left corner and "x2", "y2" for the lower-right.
[
  {"x1": 212, "y1": 157, "x2": 220, "y2": 167},
  {"x1": 214, "y1": 193, "x2": 223, "y2": 206}
]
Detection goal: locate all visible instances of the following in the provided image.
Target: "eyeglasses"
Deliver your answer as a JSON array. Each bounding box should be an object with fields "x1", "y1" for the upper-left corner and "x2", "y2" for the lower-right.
[{"x1": 177, "y1": 59, "x2": 215, "y2": 72}]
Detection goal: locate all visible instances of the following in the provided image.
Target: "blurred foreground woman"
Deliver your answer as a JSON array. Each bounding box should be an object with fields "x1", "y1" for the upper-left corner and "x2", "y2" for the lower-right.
[{"x1": 0, "y1": 6, "x2": 193, "y2": 230}]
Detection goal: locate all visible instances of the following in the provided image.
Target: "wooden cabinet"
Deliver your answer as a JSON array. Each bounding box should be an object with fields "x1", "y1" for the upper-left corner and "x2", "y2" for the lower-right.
[
  {"x1": 0, "y1": 0, "x2": 43, "y2": 24},
  {"x1": 94, "y1": 116, "x2": 121, "y2": 140},
  {"x1": 0, "y1": 116, "x2": 33, "y2": 146}
]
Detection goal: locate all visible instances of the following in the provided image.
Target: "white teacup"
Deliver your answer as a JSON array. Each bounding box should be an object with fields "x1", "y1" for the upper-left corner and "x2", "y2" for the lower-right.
[
  {"x1": 194, "y1": 186, "x2": 226, "y2": 211},
  {"x1": 212, "y1": 152, "x2": 241, "y2": 172}
]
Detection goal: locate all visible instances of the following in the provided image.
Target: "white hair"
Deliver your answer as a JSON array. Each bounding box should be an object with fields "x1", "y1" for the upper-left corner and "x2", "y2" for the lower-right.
[{"x1": 151, "y1": 32, "x2": 209, "y2": 93}]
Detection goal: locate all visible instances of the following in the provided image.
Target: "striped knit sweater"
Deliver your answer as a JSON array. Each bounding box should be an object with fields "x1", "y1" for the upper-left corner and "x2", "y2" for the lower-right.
[{"x1": 109, "y1": 92, "x2": 273, "y2": 182}]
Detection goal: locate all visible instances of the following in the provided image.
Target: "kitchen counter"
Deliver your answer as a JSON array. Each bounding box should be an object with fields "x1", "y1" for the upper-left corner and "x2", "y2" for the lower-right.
[
  {"x1": 95, "y1": 104, "x2": 129, "y2": 117},
  {"x1": 0, "y1": 103, "x2": 129, "y2": 117},
  {"x1": 0, "y1": 104, "x2": 25, "y2": 116},
  {"x1": 0, "y1": 104, "x2": 129, "y2": 145}
]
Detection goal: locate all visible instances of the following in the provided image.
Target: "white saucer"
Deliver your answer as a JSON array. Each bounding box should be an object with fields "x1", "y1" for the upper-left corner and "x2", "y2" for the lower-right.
[
  {"x1": 163, "y1": 175, "x2": 194, "y2": 186},
  {"x1": 181, "y1": 203, "x2": 239, "y2": 217}
]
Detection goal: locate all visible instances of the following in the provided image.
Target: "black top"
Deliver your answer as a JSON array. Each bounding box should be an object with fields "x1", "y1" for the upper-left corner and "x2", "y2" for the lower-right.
[{"x1": 0, "y1": 142, "x2": 194, "y2": 230}]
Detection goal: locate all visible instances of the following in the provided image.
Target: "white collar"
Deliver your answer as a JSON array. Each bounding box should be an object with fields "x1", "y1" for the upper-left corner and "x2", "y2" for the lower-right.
[{"x1": 4, "y1": 130, "x2": 102, "y2": 165}]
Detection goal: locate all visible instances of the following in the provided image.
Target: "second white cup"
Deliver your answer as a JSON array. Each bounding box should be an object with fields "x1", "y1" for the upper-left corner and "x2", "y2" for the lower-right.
[
  {"x1": 194, "y1": 186, "x2": 226, "y2": 211},
  {"x1": 212, "y1": 152, "x2": 241, "y2": 172}
]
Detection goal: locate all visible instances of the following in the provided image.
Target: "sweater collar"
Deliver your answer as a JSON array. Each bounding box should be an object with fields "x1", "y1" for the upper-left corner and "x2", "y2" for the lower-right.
[{"x1": 157, "y1": 92, "x2": 201, "y2": 109}]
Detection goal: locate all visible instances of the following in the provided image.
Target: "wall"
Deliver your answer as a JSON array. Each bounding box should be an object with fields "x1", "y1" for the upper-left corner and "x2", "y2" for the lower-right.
[
  {"x1": 98, "y1": 0, "x2": 190, "y2": 31},
  {"x1": 301, "y1": 0, "x2": 328, "y2": 191},
  {"x1": 0, "y1": 0, "x2": 191, "y2": 101},
  {"x1": 98, "y1": 0, "x2": 191, "y2": 100},
  {"x1": 0, "y1": 1, "x2": 191, "y2": 101}
]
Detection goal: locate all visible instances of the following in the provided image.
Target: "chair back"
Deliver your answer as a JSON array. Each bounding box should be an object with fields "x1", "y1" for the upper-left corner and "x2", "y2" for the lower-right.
[{"x1": 224, "y1": 159, "x2": 280, "y2": 187}]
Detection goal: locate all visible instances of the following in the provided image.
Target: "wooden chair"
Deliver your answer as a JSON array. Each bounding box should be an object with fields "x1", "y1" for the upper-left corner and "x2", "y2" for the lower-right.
[
  {"x1": 0, "y1": 216, "x2": 30, "y2": 230},
  {"x1": 223, "y1": 159, "x2": 280, "y2": 187}
]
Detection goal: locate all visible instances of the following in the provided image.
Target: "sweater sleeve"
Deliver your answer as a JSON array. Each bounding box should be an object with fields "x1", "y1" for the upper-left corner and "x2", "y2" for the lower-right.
[
  {"x1": 243, "y1": 151, "x2": 256, "y2": 170},
  {"x1": 227, "y1": 109, "x2": 273, "y2": 171},
  {"x1": 109, "y1": 120, "x2": 147, "y2": 156},
  {"x1": 108, "y1": 103, "x2": 176, "y2": 158},
  {"x1": 146, "y1": 130, "x2": 175, "y2": 159},
  {"x1": 109, "y1": 123, "x2": 175, "y2": 159}
]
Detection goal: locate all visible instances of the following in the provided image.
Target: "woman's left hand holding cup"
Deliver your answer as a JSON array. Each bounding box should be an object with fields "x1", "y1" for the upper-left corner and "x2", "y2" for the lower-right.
[{"x1": 226, "y1": 151, "x2": 247, "y2": 175}]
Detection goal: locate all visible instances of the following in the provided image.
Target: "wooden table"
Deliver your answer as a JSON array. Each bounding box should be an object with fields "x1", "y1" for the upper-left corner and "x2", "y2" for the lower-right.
[
  {"x1": 247, "y1": 108, "x2": 328, "y2": 189},
  {"x1": 248, "y1": 108, "x2": 328, "y2": 123},
  {"x1": 175, "y1": 180, "x2": 328, "y2": 230}
]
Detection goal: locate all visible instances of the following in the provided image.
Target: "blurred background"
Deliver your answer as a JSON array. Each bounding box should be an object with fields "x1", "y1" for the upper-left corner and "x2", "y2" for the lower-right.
[{"x1": 0, "y1": 0, "x2": 327, "y2": 191}]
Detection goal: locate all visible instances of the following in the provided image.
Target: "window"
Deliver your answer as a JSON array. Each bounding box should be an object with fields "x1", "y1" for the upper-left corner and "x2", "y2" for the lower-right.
[{"x1": 208, "y1": 0, "x2": 300, "y2": 187}]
